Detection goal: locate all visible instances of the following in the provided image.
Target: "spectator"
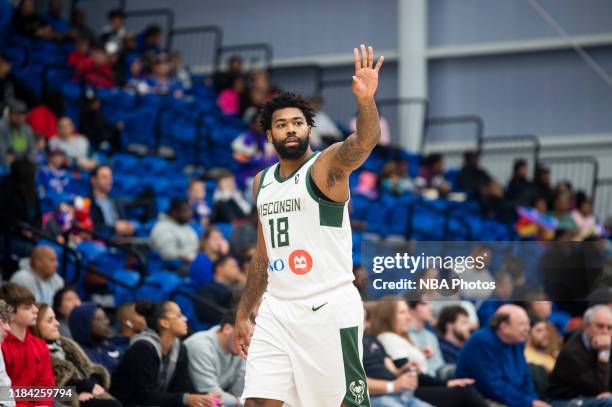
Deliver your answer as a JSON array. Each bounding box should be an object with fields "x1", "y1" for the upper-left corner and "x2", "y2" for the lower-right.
[
  {"x1": 67, "y1": 35, "x2": 91, "y2": 71},
  {"x1": 0, "y1": 158, "x2": 42, "y2": 237},
  {"x1": 26, "y1": 90, "x2": 64, "y2": 141},
  {"x1": 137, "y1": 25, "x2": 163, "y2": 54},
  {"x1": 32, "y1": 303, "x2": 120, "y2": 407},
  {"x1": 228, "y1": 209, "x2": 257, "y2": 259},
  {"x1": 195, "y1": 256, "x2": 243, "y2": 324},
  {"x1": 0, "y1": 299, "x2": 14, "y2": 407},
  {"x1": 0, "y1": 283, "x2": 56, "y2": 407},
  {"x1": 184, "y1": 309, "x2": 249, "y2": 407},
  {"x1": 506, "y1": 159, "x2": 533, "y2": 206},
  {"x1": 100, "y1": 9, "x2": 126, "y2": 55},
  {"x1": 75, "y1": 46, "x2": 115, "y2": 89},
  {"x1": 78, "y1": 92, "x2": 122, "y2": 152},
  {"x1": 534, "y1": 166, "x2": 554, "y2": 208},
  {"x1": 380, "y1": 160, "x2": 414, "y2": 196},
  {"x1": 437, "y1": 305, "x2": 471, "y2": 365},
  {"x1": 0, "y1": 100, "x2": 36, "y2": 166},
  {"x1": 190, "y1": 226, "x2": 230, "y2": 286},
  {"x1": 524, "y1": 316, "x2": 557, "y2": 374},
  {"x1": 309, "y1": 96, "x2": 343, "y2": 147},
  {"x1": 213, "y1": 55, "x2": 243, "y2": 91},
  {"x1": 456, "y1": 304, "x2": 549, "y2": 407},
  {"x1": 210, "y1": 172, "x2": 251, "y2": 223},
  {"x1": 231, "y1": 112, "x2": 277, "y2": 188},
  {"x1": 49, "y1": 116, "x2": 96, "y2": 171},
  {"x1": 149, "y1": 198, "x2": 199, "y2": 265},
  {"x1": 547, "y1": 305, "x2": 612, "y2": 406},
  {"x1": 89, "y1": 164, "x2": 136, "y2": 237},
  {"x1": 111, "y1": 301, "x2": 219, "y2": 407},
  {"x1": 10, "y1": 0, "x2": 63, "y2": 41},
  {"x1": 415, "y1": 153, "x2": 451, "y2": 197},
  {"x1": 550, "y1": 189, "x2": 577, "y2": 231},
  {"x1": 110, "y1": 302, "x2": 146, "y2": 355},
  {"x1": 37, "y1": 146, "x2": 71, "y2": 199},
  {"x1": 52, "y1": 287, "x2": 81, "y2": 338},
  {"x1": 572, "y1": 191, "x2": 599, "y2": 238},
  {"x1": 217, "y1": 75, "x2": 246, "y2": 116},
  {"x1": 455, "y1": 151, "x2": 492, "y2": 197},
  {"x1": 1, "y1": 54, "x2": 38, "y2": 114},
  {"x1": 69, "y1": 303, "x2": 121, "y2": 373},
  {"x1": 408, "y1": 300, "x2": 447, "y2": 377},
  {"x1": 10, "y1": 245, "x2": 64, "y2": 305},
  {"x1": 42, "y1": 0, "x2": 69, "y2": 33},
  {"x1": 144, "y1": 53, "x2": 183, "y2": 97},
  {"x1": 187, "y1": 179, "x2": 210, "y2": 229},
  {"x1": 169, "y1": 51, "x2": 192, "y2": 90},
  {"x1": 69, "y1": 8, "x2": 96, "y2": 44}
]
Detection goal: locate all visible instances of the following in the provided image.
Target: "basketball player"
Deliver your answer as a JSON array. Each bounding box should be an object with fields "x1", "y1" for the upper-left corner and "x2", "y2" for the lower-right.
[{"x1": 235, "y1": 44, "x2": 384, "y2": 407}]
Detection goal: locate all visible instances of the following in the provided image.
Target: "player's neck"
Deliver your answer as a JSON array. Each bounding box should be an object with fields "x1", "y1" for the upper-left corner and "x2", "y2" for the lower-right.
[{"x1": 278, "y1": 148, "x2": 313, "y2": 179}]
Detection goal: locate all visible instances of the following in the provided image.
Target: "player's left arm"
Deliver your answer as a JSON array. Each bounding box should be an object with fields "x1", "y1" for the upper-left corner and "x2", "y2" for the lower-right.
[{"x1": 311, "y1": 44, "x2": 384, "y2": 202}]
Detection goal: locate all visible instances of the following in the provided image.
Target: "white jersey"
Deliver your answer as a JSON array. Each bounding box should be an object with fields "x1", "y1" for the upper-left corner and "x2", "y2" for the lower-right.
[{"x1": 256, "y1": 151, "x2": 354, "y2": 299}]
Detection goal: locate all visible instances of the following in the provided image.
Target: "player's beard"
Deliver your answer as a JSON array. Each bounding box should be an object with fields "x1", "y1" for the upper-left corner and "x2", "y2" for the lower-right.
[{"x1": 272, "y1": 135, "x2": 310, "y2": 160}]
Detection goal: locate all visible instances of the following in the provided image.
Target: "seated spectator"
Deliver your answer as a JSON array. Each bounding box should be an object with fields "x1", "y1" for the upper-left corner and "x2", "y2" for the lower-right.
[
  {"x1": 506, "y1": 159, "x2": 533, "y2": 207},
  {"x1": 415, "y1": 153, "x2": 451, "y2": 197},
  {"x1": 408, "y1": 300, "x2": 447, "y2": 377},
  {"x1": 49, "y1": 116, "x2": 96, "y2": 171},
  {"x1": 69, "y1": 303, "x2": 121, "y2": 373},
  {"x1": 211, "y1": 172, "x2": 251, "y2": 223},
  {"x1": 184, "y1": 309, "x2": 249, "y2": 407},
  {"x1": 111, "y1": 301, "x2": 220, "y2": 407},
  {"x1": 33, "y1": 303, "x2": 120, "y2": 407},
  {"x1": 11, "y1": 0, "x2": 64, "y2": 41},
  {"x1": 380, "y1": 160, "x2": 414, "y2": 196},
  {"x1": 0, "y1": 54, "x2": 37, "y2": 113},
  {"x1": 26, "y1": 91, "x2": 64, "y2": 141},
  {"x1": 67, "y1": 35, "x2": 91, "y2": 71},
  {"x1": 525, "y1": 300, "x2": 568, "y2": 339},
  {"x1": 37, "y1": 146, "x2": 71, "y2": 198},
  {"x1": 534, "y1": 166, "x2": 554, "y2": 208},
  {"x1": 455, "y1": 151, "x2": 491, "y2": 197},
  {"x1": 572, "y1": 191, "x2": 599, "y2": 238},
  {"x1": 456, "y1": 304, "x2": 550, "y2": 407},
  {"x1": 136, "y1": 25, "x2": 163, "y2": 54},
  {"x1": 213, "y1": 55, "x2": 243, "y2": 91},
  {"x1": 75, "y1": 46, "x2": 115, "y2": 89},
  {"x1": 53, "y1": 287, "x2": 81, "y2": 338},
  {"x1": 0, "y1": 100, "x2": 36, "y2": 166},
  {"x1": 149, "y1": 198, "x2": 199, "y2": 266},
  {"x1": 229, "y1": 209, "x2": 257, "y2": 260},
  {"x1": 100, "y1": 9, "x2": 126, "y2": 54},
  {"x1": 309, "y1": 96, "x2": 343, "y2": 147},
  {"x1": 550, "y1": 189, "x2": 577, "y2": 231},
  {"x1": 187, "y1": 179, "x2": 211, "y2": 229},
  {"x1": 110, "y1": 302, "x2": 146, "y2": 355},
  {"x1": 89, "y1": 164, "x2": 136, "y2": 237},
  {"x1": 195, "y1": 256, "x2": 243, "y2": 324},
  {"x1": 69, "y1": 8, "x2": 96, "y2": 44},
  {"x1": 476, "y1": 270, "x2": 515, "y2": 325},
  {"x1": 170, "y1": 51, "x2": 192, "y2": 90},
  {"x1": 10, "y1": 245, "x2": 64, "y2": 305},
  {"x1": 0, "y1": 299, "x2": 13, "y2": 405},
  {"x1": 0, "y1": 283, "x2": 56, "y2": 407},
  {"x1": 42, "y1": 0, "x2": 70, "y2": 33},
  {"x1": 189, "y1": 226, "x2": 230, "y2": 286},
  {"x1": 144, "y1": 53, "x2": 183, "y2": 97},
  {"x1": 231, "y1": 112, "x2": 277, "y2": 188},
  {"x1": 78, "y1": 93, "x2": 122, "y2": 152},
  {"x1": 525, "y1": 316, "x2": 557, "y2": 374},
  {"x1": 436, "y1": 305, "x2": 471, "y2": 365},
  {"x1": 217, "y1": 76, "x2": 246, "y2": 116},
  {"x1": 547, "y1": 305, "x2": 612, "y2": 406}
]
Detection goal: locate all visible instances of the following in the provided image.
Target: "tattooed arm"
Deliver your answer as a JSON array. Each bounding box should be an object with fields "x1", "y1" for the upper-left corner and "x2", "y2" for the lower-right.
[
  {"x1": 311, "y1": 44, "x2": 384, "y2": 202},
  {"x1": 234, "y1": 171, "x2": 269, "y2": 358}
]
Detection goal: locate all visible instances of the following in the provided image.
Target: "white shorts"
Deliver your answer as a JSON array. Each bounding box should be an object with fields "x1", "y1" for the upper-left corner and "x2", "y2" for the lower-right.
[{"x1": 242, "y1": 283, "x2": 370, "y2": 407}]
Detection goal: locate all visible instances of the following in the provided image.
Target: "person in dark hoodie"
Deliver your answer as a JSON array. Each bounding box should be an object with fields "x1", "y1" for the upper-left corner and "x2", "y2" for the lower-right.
[
  {"x1": 110, "y1": 301, "x2": 220, "y2": 407},
  {"x1": 69, "y1": 303, "x2": 121, "y2": 374}
]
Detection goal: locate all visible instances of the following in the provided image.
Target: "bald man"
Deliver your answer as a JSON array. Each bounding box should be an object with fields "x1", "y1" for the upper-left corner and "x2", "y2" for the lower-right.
[
  {"x1": 456, "y1": 304, "x2": 551, "y2": 407},
  {"x1": 10, "y1": 245, "x2": 64, "y2": 304}
]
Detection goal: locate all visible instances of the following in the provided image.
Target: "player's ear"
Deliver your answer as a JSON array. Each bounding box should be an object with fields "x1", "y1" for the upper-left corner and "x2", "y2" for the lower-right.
[{"x1": 266, "y1": 129, "x2": 273, "y2": 143}]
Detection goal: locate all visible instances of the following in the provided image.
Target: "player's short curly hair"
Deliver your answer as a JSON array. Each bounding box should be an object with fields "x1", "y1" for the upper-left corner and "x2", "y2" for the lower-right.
[{"x1": 259, "y1": 92, "x2": 316, "y2": 132}]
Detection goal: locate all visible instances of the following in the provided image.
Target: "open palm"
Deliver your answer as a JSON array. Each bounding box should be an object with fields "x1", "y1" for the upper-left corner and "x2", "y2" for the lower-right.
[{"x1": 352, "y1": 44, "x2": 384, "y2": 101}]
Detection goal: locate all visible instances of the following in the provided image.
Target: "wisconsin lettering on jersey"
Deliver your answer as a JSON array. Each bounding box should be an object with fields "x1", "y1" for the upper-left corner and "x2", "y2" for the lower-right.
[{"x1": 258, "y1": 198, "x2": 303, "y2": 217}]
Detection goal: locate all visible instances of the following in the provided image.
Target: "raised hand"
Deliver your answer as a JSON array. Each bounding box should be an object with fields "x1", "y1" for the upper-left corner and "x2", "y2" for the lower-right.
[{"x1": 352, "y1": 44, "x2": 384, "y2": 102}]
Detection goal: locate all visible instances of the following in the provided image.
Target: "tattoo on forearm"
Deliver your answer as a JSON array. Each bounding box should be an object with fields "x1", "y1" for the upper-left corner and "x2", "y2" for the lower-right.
[
  {"x1": 336, "y1": 98, "x2": 380, "y2": 171},
  {"x1": 237, "y1": 252, "x2": 268, "y2": 317}
]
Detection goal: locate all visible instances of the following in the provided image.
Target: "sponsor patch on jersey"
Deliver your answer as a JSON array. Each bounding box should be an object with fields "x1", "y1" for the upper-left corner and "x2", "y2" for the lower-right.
[{"x1": 288, "y1": 249, "x2": 313, "y2": 275}]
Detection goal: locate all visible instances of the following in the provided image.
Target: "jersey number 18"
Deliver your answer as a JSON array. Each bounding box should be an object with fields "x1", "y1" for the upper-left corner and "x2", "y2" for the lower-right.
[{"x1": 268, "y1": 217, "x2": 289, "y2": 248}]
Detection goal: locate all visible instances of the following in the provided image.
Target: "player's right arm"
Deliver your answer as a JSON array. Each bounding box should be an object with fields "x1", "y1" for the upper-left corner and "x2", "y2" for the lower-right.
[{"x1": 235, "y1": 170, "x2": 269, "y2": 358}]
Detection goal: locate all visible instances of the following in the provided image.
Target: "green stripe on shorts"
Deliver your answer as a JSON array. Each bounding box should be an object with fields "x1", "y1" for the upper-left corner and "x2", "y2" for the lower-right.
[{"x1": 340, "y1": 326, "x2": 370, "y2": 407}]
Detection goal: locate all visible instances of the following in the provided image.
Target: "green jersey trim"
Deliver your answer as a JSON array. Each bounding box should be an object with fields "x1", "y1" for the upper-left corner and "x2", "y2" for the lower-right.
[
  {"x1": 340, "y1": 326, "x2": 371, "y2": 407},
  {"x1": 273, "y1": 151, "x2": 318, "y2": 183},
  {"x1": 306, "y1": 164, "x2": 345, "y2": 227}
]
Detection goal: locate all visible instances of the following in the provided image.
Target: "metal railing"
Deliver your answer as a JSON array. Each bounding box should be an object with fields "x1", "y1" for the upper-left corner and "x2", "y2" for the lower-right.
[
  {"x1": 538, "y1": 156, "x2": 599, "y2": 199},
  {"x1": 269, "y1": 64, "x2": 323, "y2": 98},
  {"x1": 480, "y1": 134, "x2": 540, "y2": 183},
  {"x1": 168, "y1": 25, "x2": 222, "y2": 70},
  {"x1": 124, "y1": 8, "x2": 175, "y2": 48},
  {"x1": 216, "y1": 43, "x2": 273, "y2": 71},
  {"x1": 594, "y1": 178, "x2": 612, "y2": 222},
  {"x1": 423, "y1": 115, "x2": 485, "y2": 153}
]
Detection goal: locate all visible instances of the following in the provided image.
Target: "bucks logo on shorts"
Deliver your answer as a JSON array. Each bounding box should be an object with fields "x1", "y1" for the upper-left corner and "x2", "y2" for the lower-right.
[{"x1": 349, "y1": 380, "x2": 366, "y2": 404}]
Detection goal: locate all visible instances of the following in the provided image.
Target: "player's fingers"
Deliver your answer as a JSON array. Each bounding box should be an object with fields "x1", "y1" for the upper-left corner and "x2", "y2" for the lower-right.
[
  {"x1": 374, "y1": 55, "x2": 384, "y2": 72},
  {"x1": 353, "y1": 48, "x2": 360, "y2": 72},
  {"x1": 367, "y1": 46, "x2": 374, "y2": 68},
  {"x1": 360, "y1": 44, "x2": 367, "y2": 68}
]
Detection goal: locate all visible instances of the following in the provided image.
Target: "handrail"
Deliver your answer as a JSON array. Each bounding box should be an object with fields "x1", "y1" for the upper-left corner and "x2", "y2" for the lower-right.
[
  {"x1": 481, "y1": 134, "x2": 540, "y2": 178},
  {"x1": 216, "y1": 43, "x2": 273, "y2": 71},
  {"x1": 124, "y1": 8, "x2": 175, "y2": 47},
  {"x1": 538, "y1": 155, "x2": 600, "y2": 200},
  {"x1": 168, "y1": 25, "x2": 223, "y2": 68},
  {"x1": 423, "y1": 115, "x2": 485, "y2": 154}
]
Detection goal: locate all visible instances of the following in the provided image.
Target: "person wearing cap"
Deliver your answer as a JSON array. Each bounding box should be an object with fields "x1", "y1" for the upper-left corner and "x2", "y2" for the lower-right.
[{"x1": 0, "y1": 99, "x2": 37, "y2": 166}]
